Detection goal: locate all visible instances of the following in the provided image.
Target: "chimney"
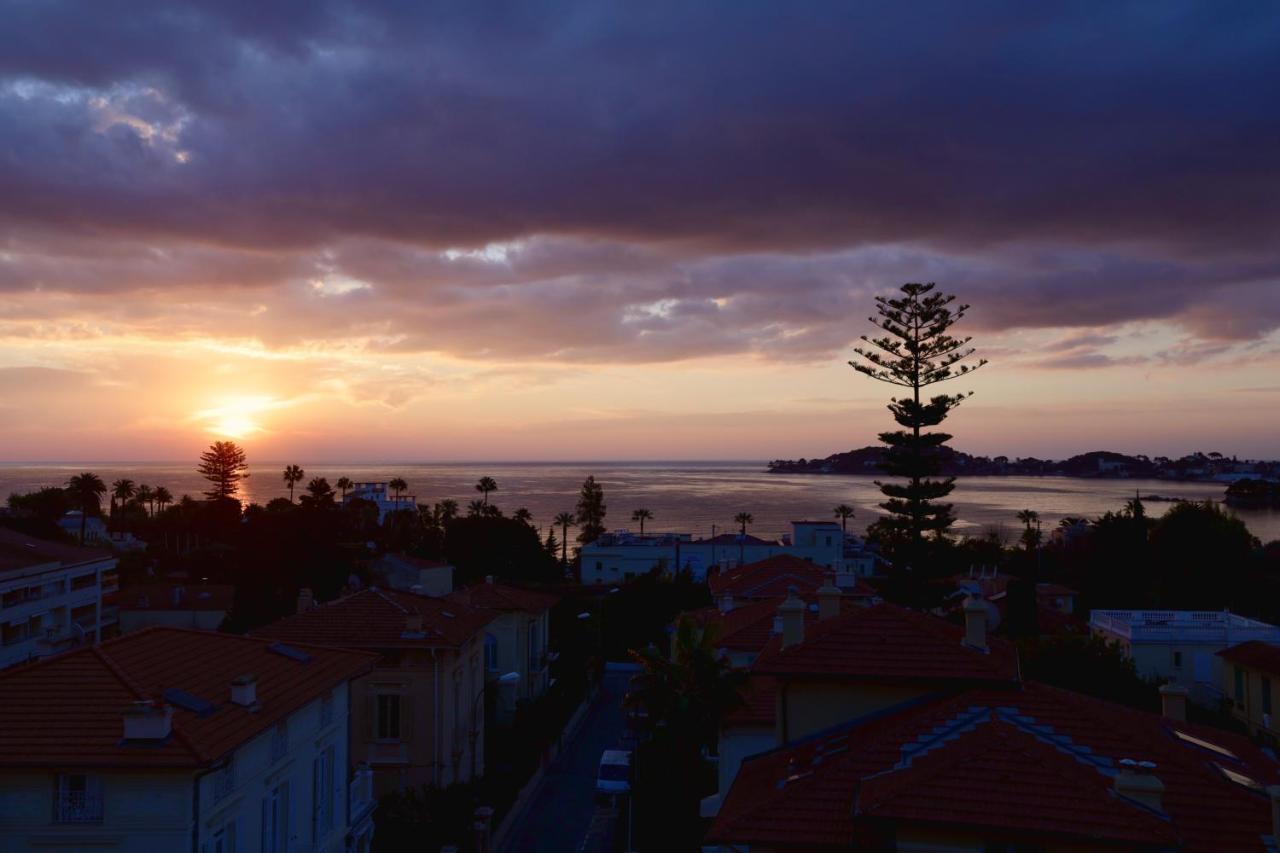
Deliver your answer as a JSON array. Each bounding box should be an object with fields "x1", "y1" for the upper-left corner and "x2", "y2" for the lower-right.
[
  {"x1": 817, "y1": 576, "x2": 841, "y2": 621},
  {"x1": 296, "y1": 587, "x2": 314, "y2": 614},
  {"x1": 1159, "y1": 683, "x2": 1189, "y2": 722},
  {"x1": 962, "y1": 596, "x2": 988, "y2": 652},
  {"x1": 1268, "y1": 785, "x2": 1280, "y2": 843},
  {"x1": 122, "y1": 701, "x2": 173, "y2": 741},
  {"x1": 230, "y1": 674, "x2": 258, "y2": 708},
  {"x1": 719, "y1": 593, "x2": 734, "y2": 614},
  {"x1": 779, "y1": 588, "x2": 805, "y2": 649},
  {"x1": 1114, "y1": 759, "x2": 1164, "y2": 812}
]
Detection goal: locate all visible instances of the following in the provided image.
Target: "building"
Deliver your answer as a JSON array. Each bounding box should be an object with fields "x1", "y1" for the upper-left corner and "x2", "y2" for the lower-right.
[
  {"x1": 114, "y1": 583, "x2": 234, "y2": 633},
  {"x1": 579, "y1": 521, "x2": 867, "y2": 585},
  {"x1": 1219, "y1": 641, "x2": 1280, "y2": 743},
  {"x1": 341, "y1": 483, "x2": 417, "y2": 524},
  {"x1": 0, "y1": 627, "x2": 377, "y2": 852},
  {"x1": 709, "y1": 680, "x2": 1280, "y2": 851},
  {"x1": 1090, "y1": 609, "x2": 1280, "y2": 698},
  {"x1": 710, "y1": 554, "x2": 878, "y2": 610},
  {"x1": 444, "y1": 577, "x2": 559, "y2": 718},
  {"x1": 0, "y1": 528, "x2": 118, "y2": 669},
  {"x1": 370, "y1": 553, "x2": 455, "y2": 597},
  {"x1": 703, "y1": 595, "x2": 1018, "y2": 819},
  {"x1": 256, "y1": 587, "x2": 496, "y2": 795},
  {"x1": 55, "y1": 512, "x2": 108, "y2": 545}
]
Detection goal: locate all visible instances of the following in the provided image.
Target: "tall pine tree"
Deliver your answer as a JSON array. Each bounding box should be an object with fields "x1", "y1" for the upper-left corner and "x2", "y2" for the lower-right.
[{"x1": 850, "y1": 283, "x2": 985, "y2": 565}]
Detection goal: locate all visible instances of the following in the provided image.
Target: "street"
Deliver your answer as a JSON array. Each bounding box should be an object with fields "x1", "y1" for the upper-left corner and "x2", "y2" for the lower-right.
[{"x1": 498, "y1": 668, "x2": 633, "y2": 852}]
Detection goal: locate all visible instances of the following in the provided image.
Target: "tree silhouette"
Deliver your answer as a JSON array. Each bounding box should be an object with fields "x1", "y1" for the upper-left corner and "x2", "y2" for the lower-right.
[
  {"x1": 304, "y1": 477, "x2": 335, "y2": 507},
  {"x1": 282, "y1": 465, "x2": 305, "y2": 503},
  {"x1": 111, "y1": 478, "x2": 136, "y2": 523},
  {"x1": 554, "y1": 511, "x2": 576, "y2": 564},
  {"x1": 734, "y1": 512, "x2": 753, "y2": 535},
  {"x1": 436, "y1": 499, "x2": 460, "y2": 524},
  {"x1": 65, "y1": 472, "x2": 106, "y2": 543},
  {"x1": 475, "y1": 477, "x2": 498, "y2": 505},
  {"x1": 198, "y1": 441, "x2": 250, "y2": 501},
  {"x1": 833, "y1": 504, "x2": 855, "y2": 533},
  {"x1": 631, "y1": 508, "x2": 654, "y2": 534},
  {"x1": 335, "y1": 477, "x2": 353, "y2": 501},
  {"x1": 135, "y1": 484, "x2": 154, "y2": 517},
  {"x1": 1017, "y1": 509, "x2": 1042, "y2": 552},
  {"x1": 850, "y1": 282, "x2": 985, "y2": 563},
  {"x1": 389, "y1": 477, "x2": 408, "y2": 503},
  {"x1": 467, "y1": 499, "x2": 486, "y2": 518},
  {"x1": 513, "y1": 507, "x2": 533, "y2": 526},
  {"x1": 576, "y1": 476, "x2": 607, "y2": 544},
  {"x1": 153, "y1": 486, "x2": 173, "y2": 514}
]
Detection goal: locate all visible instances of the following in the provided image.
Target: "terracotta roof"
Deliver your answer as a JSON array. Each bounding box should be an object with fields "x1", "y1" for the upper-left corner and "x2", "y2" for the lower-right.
[
  {"x1": 0, "y1": 627, "x2": 374, "y2": 768},
  {"x1": 726, "y1": 676, "x2": 777, "y2": 727},
  {"x1": 711, "y1": 554, "x2": 825, "y2": 598},
  {"x1": 752, "y1": 603, "x2": 1019, "y2": 684},
  {"x1": 114, "y1": 583, "x2": 235, "y2": 612},
  {"x1": 1218, "y1": 641, "x2": 1280, "y2": 676},
  {"x1": 690, "y1": 596, "x2": 876, "y2": 656},
  {"x1": 256, "y1": 587, "x2": 496, "y2": 650},
  {"x1": 711, "y1": 682, "x2": 1280, "y2": 851},
  {"x1": 0, "y1": 526, "x2": 113, "y2": 575},
  {"x1": 445, "y1": 580, "x2": 559, "y2": 614}
]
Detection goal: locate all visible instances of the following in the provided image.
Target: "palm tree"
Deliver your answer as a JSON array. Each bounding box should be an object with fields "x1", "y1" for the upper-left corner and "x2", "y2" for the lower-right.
[
  {"x1": 513, "y1": 507, "x2": 533, "y2": 526},
  {"x1": 475, "y1": 477, "x2": 498, "y2": 505},
  {"x1": 135, "y1": 484, "x2": 154, "y2": 517},
  {"x1": 65, "y1": 473, "x2": 106, "y2": 544},
  {"x1": 153, "y1": 486, "x2": 173, "y2": 513},
  {"x1": 1016, "y1": 509, "x2": 1041, "y2": 553},
  {"x1": 111, "y1": 478, "x2": 136, "y2": 522},
  {"x1": 436, "y1": 499, "x2": 459, "y2": 523},
  {"x1": 467, "y1": 499, "x2": 486, "y2": 518},
  {"x1": 833, "y1": 504, "x2": 855, "y2": 533},
  {"x1": 734, "y1": 512, "x2": 754, "y2": 536},
  {"x1": 283, "y1": 465, "x2": 305, "y2": 502},
  {"x1": 631, "y1": 508, "x2": 654, "y2": 535},
  {"x1": 389, "y1": 477, "x2": 408, "y2": 504},
  {"x1": 336, "y1": 477, "x2": 353, "y2": 500},
  {"x1": 1016, "y1": 509, "x2": 1039, "y2": 531},
  {"x1": 554, "y1": 511, "x2": 576, "y2": 565}
]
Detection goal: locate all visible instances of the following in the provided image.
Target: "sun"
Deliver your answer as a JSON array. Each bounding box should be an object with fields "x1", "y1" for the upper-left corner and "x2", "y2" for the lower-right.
[{"x1": 195, "y1": 396, "x2": 275, "y2": 439}]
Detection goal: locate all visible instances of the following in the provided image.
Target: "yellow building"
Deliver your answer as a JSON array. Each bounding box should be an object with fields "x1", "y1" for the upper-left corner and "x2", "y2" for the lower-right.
[{"x1": 1219, "y1": 640, "x2": 1280, "y2": 744}]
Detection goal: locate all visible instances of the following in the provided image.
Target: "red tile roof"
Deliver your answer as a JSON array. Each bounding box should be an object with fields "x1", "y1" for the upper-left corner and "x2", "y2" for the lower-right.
[
  {"x1": 710, "y1": 554, "x2": 826, "y2": 598},
  {"x1": 0, "y1": 627, "x2": 375, "y2": 768},
  {"x1": 1218, "y1": 640, "x2": 1280, "y2": 677},
  {"x1": 0, "y1": 526, "x2": 113, "y2": 575},
  {"x1": 690, "y1": 596, "x2": 876, "y2": 656},
  {"x1": 726, "y1": 676, "x2": 778, "y2": 727},
  {"x1": 114, "y1": 583, "x2": 235, "y2": 612},
  {"x1": 711, "y1": 682, "x2": 1280, "y2": 851},
  {"x1": 752, "y1": 603, "x2": 1019, "y2": 684},
  {"x1": 256, "y1": 587, "x2": 496, "y2": 650},
  {"x1": 445, "y1": 580, "x2": 559, "y2": 614}
]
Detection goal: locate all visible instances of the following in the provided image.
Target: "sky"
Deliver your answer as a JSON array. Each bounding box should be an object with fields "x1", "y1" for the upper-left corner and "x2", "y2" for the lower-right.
[{"x1": 1, "y1": 2, "x2": 1278, "y2": 462}]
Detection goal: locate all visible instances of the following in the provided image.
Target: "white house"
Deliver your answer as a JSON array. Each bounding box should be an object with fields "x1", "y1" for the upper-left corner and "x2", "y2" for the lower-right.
[
  {"x1": 0, "y1": 528, "x2": 118, "y2": 669},
  {"x1": 0, "y1": 627, "x2": 378, "y2": 853},
  {"x1": 1090, "y1": 609, "x2": 1280, "y2": 701},
  {"x1": 341, "y1": 483, "x2": 417, "y2": 524},
  {"x1": 579, "y1": 520, "x2": 871, "y2": 585}
]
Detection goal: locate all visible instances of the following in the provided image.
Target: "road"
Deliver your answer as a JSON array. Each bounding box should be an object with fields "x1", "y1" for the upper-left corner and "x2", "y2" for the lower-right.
[{"x1": 498, "y1": 668, "x2": 632, "y2": 852}]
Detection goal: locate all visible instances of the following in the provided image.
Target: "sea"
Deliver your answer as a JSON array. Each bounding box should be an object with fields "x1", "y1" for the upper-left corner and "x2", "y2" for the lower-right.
[{"x1": 3, "y1": 461, "x2": 1278, "y2": 545}]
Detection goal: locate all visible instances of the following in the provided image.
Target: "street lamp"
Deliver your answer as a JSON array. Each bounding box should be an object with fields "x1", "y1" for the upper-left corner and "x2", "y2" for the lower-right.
[{"x1": 470, "y1": 671, "x2": 519, "y2": 779}]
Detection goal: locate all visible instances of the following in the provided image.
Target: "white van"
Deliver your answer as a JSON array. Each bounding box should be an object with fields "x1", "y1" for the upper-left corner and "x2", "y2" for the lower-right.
[{"x1": 596, "y1": 749, "x2": 632, "y2": 796}]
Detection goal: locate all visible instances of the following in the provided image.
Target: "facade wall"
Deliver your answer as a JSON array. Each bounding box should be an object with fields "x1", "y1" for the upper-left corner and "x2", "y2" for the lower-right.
[
  {"x1": 1222, "y1": 662, "x2": 1280, "y2": 742},
  {"x1": 715, "y1": 725, "x2": 775, "y2": 807},
  {"x1": 485, "y1": 610, "x2": 551, "y2": 710},
  {"x1": 779, "y1": 681, "x2": 931, "y2": 744},
  {"x1": 0, "y1": 556, "x2": 115, "y2": 670},
  {"x1": 118, "y1": 609, "x2": 226, "y2": 633}
]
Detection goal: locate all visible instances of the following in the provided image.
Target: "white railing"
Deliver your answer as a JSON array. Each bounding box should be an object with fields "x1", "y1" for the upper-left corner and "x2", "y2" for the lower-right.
[
  {"x1": 54, "y1": 791, "x2": 103, "y2": 824},
  {"x1": 1091, "y1": 610, "x2": 1280, "y2": 644}
]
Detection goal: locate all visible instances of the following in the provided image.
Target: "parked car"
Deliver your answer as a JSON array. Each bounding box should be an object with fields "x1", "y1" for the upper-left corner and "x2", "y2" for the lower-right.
[{"x1": 596, "y1": 749, "x2": 632, "y2": 798}]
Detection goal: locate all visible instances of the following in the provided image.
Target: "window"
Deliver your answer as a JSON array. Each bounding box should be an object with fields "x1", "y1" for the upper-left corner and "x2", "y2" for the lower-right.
[
  {"x1": 1264, "y1": 677, "x2": 1273, "y2": 716},
  {"x1": 261, "y1": 782, "x2": 289, "y2": 853},
  {"x1": 320, "y1": 691, "x2": 334, "y2": 728},
  {"x1": 528, "y1": 622, "x2": 540, "y2": 673},
  {"x1": 1173, "y1": 651, "x2": 1182, "y2": 669},
  {"x1": 1235, "y1": 667, "x2": 1246, "y2": 704},
  {"x1": 270, "y1": 721, "x2": 288, "y2": 762},
  {"x1": 54, "y1": 774, "x2": 103, "y2": 823},
  {"x1": 212, "y1": 757, "x2": 235, "y2": 802},
  {"x1": 376, "y1": 694, "x2": 401, "y2": 740},
  {"x1": 312, "y1": 745, "x2": 335, "y2": 840},
  {"x1": 484, "y1": 633, "x2": 498, "y2": 672}
]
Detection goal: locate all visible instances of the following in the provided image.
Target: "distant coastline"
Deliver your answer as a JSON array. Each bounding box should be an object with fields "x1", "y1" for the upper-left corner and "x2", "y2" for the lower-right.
[{"x1": 767, "y1": 447, "x2": 1280, "y2": 489}]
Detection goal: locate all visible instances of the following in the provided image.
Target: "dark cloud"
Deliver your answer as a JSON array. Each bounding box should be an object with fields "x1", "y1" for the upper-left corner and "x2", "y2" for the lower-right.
[{"x1": 1, "y1": 2, "x2": 1278, "y2": 363}]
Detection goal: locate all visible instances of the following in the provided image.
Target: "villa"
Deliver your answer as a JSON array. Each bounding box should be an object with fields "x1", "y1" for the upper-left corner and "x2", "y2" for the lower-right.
[{"x1": 341, "y1": 483, "x2": 417, "y2": 524}]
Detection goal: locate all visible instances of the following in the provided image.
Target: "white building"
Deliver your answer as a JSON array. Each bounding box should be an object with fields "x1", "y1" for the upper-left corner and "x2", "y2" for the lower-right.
[
  {"x1": 0, "y1": 626, "x2": 377, "y2": 852},
  {"x1": 0, "y1": 528, "x2": 118, "y2": 669},
  {"x1": 1090, "y1": 609, "x2": 1280, "y2": 700},
  {"x1": 579, "y1": 520, "x2": 874, "y2": 585},
  {"x1": 341, "y1": 483, "x2": 417, "y2": 524}
]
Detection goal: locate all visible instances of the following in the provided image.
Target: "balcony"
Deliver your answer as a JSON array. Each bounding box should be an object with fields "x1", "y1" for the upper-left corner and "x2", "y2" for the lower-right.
[
  {"x1": 1091, "y1": 610, "x2": 1280, "y2": 645},
  {"x1": 54, "y1": 791, "x2": 103, "y2": 824},
  {"x1": 350, "y1": 765, "x2": 376, "y2": 823}
]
